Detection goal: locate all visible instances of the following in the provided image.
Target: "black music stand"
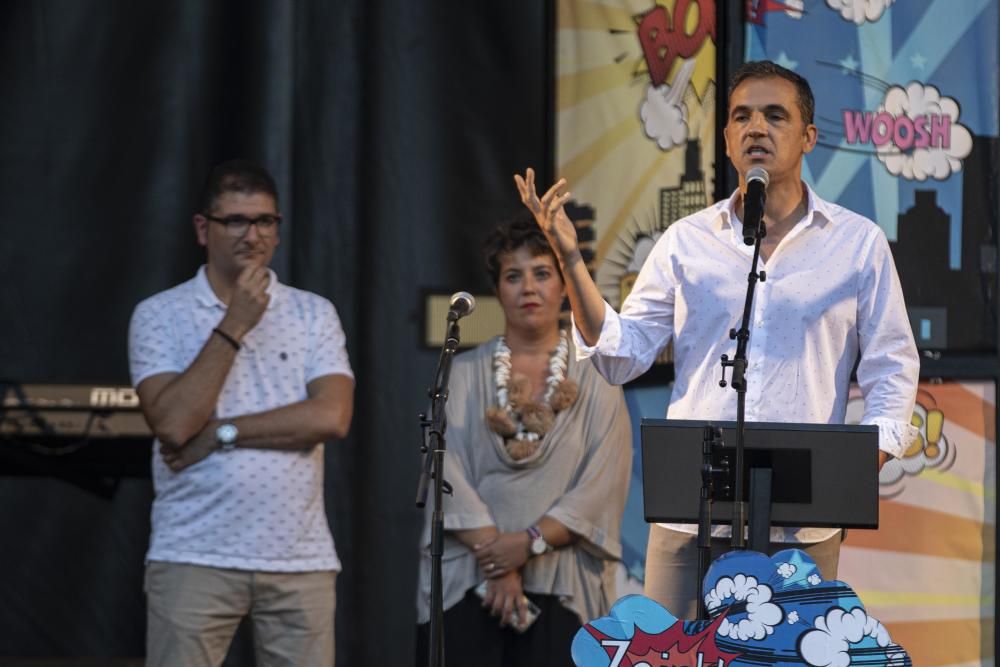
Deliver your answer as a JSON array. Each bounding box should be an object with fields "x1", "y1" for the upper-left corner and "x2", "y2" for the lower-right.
[{"x1": 641, "y1": 419, "x2": 880, "y2": 536}]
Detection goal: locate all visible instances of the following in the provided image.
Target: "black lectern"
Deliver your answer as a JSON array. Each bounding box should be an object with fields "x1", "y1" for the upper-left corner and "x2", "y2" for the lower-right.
[{"x1": 641, "y1": 419, "x2": 880, "y2": 529}]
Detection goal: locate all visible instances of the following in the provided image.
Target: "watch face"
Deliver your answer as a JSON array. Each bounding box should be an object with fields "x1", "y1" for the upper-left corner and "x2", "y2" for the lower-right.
[
  {"x1": 217, "y1": 423, "x2": 238, "y2": 444},
  {"x1": 531, "y1": 538, "x2": 547, "y2": 556}
]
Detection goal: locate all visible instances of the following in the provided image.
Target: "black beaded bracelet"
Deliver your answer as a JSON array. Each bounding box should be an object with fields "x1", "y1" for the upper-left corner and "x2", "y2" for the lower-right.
[{"x1": 212, "y1": 327, "x2": 241, "y2": 351}]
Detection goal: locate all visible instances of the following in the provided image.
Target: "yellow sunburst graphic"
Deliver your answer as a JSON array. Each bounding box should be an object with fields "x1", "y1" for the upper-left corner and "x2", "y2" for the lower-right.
[{"x1": 557, "y1": 0, "x2": 717, "y2": 311}]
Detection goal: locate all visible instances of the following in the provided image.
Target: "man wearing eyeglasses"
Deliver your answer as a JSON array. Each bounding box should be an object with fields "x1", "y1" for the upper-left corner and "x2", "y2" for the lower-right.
[{"x1": 128, "y1": 159, "x2": 354, "y2": 666}]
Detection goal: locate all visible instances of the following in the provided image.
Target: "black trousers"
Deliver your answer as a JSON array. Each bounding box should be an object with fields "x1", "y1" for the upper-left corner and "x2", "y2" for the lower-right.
[{"x1": 416, "y1": 589, "x2": 581, "y2": 667}]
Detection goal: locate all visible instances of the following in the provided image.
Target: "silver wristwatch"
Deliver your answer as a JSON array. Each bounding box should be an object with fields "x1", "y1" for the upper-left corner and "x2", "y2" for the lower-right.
[
  {"x1": 216, "y1": 422, "x2": 239, "y2": 451},
  {"x1": 527, "y1": 525, "x2": 552, "y2": 556}
]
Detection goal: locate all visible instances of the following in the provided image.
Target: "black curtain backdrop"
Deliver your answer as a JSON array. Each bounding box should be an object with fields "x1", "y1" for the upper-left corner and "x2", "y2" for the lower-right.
[{"x1": 0, "y1": 1, "x2": 550, "y2": 664}]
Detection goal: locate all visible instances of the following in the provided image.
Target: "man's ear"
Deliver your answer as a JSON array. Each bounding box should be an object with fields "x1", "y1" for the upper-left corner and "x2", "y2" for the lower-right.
[
  {"x1": 802, "y1": 122, "x2": 819, "y2": 155},
  {"x1": 193, "y1": 214, "x2": 209, "y2": 247}
]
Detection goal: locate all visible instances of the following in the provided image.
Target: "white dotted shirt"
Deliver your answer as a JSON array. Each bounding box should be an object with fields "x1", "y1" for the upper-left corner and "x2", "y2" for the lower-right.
[
  {"x1": 575, "y1": 185, "x2": 919, "y2": 542},
  {"x1": 128, "y1": 266, "x2": 354, "y2": 571}
]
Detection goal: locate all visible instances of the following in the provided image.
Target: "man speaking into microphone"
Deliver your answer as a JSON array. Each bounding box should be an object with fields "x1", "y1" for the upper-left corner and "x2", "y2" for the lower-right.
[
  {"x1": 516, "y1": 60, "x2": 919, "y2": 618},
  {"x1": 741, "y1": 166, "x2": 769, "y2": 245}
]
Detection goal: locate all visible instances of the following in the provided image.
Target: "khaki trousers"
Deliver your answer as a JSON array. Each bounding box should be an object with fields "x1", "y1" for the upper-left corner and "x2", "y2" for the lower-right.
[
  {"x1": 145, "y1": 561, "x2": 336, "y2": 667},
  {"x1": 643, "y1": 525, "x2": 843, "y2": 620}
]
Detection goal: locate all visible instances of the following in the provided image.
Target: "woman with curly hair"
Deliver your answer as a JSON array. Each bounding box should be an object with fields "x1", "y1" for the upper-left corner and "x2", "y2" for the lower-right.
[{"x1": 416, "y1": 213, "x2": 632, "y2": 667}]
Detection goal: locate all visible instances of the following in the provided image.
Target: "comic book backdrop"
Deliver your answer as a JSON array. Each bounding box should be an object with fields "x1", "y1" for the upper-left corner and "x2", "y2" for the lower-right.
[
  {"x1": 557, "y1": 2, "x2": 997, "y2": 665},
  {"x1": 746, "y1": 0, "x2": 999, "y2": 354}
]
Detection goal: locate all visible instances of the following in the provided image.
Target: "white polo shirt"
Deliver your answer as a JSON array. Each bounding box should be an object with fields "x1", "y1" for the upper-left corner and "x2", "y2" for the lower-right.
[{"x1": 129, "y1": 265, "x2": 354, "y2": 572}]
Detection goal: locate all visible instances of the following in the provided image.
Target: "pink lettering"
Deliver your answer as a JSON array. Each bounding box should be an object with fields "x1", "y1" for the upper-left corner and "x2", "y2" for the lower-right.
[
  {"x1": 930, "y1": 114, "x2": 951, "y2": 149},
  {"x1": 892, "y1": 114, "x2": 914, "y2": 151},
  {"x1": 871, "y1": 112, "x2": 894, "y2": 146},
  {"x1": 843, "y1": 110, "x2": 871, "y2": 144},
  {"x1": 841, "y1": 110, "x2": 953, "y2": 151},
  {"x1": 913, "y1": 115, "x2": 930, "y2": 148}
]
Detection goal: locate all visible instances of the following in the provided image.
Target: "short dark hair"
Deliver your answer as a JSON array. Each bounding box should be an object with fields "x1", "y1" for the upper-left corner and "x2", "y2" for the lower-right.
[
  {"x1": 200, "y1": 159, "x2": 279, "y2": 213},
  {"x1": 728, "y1": 60, "x2": 815, "y2": 125},
  {"x1": 483, "y1": 212, "x2": 562, "y2": 287}
]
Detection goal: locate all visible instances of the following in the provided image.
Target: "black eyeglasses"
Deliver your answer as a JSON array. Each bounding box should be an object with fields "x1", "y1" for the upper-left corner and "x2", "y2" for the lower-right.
[{"x1": 203, "y1": 213, "x2": 282, "y2": 237}]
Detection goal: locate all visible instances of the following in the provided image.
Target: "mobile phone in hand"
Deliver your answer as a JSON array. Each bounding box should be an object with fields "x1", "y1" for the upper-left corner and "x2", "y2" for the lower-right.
[{"x1": 473, "y1": 581, "x2": 542, "y2": 633}]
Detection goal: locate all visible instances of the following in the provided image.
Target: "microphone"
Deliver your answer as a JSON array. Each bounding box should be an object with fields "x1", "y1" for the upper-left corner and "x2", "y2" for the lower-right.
[
  {"x1": 742, "y1": 167, "x2": 769, "y2": 246},
  {"x1": 447, "y1": 291, "x2": 476, "y2": 321}
]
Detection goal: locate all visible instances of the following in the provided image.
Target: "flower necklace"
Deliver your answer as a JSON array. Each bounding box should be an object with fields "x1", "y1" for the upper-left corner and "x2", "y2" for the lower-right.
[{"x1": 486, "y1": 330, "x2": 578, "y2": 461}]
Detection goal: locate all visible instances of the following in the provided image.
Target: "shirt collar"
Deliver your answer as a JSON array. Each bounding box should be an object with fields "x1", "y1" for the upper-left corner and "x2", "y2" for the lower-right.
[
  {"x1": 193, "y1": 264, "x2": 280, "y2": 310},
  {"x1": 803, "y1": 183, "x2": 836, "y2": 227},
  {"x1": 715, "y1": 181, "x2": 836, "y2": 237}
]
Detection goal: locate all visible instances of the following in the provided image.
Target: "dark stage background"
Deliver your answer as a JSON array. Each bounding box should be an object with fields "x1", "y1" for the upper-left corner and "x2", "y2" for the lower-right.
[
  {"x1": 4, "y1": 2, "x2": 998, "y2": 665},
  {"x1": 0, "y1": 1, "x2": 551, "y2": 664}
]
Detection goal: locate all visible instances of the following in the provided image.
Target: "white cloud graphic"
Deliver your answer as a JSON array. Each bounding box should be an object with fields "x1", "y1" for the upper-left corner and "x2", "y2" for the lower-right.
[
  {"x1": 826, "y1": 0, "x2": 895, "y2": 25},
  {"x1": 871, "y1": 401, "x2": 951, "y2": 486},
  {"x1": 808, "y1": 573, "x2": 822, "y2": 586},
  {"x1": 788, "y1": 610, "x2": 800, "y2": 624},
  {"x1": 874, "y1": 82, "x2": 973, "y2": 181},
  {"x1": 777, "y1": 562, "x2": 797, "y2": 579},
  {"x1": 705, "y1": 574, "x2": 782, "y2": 641},
  {"x1": 800, "y1": 607, "x2": 894, "y2": 666},
  {"x1": 641, "y1": 85, "x2": 687, "y2": 151},
  {"x1": 640, "y1": 58, "x2": 695, "y2": 151}
]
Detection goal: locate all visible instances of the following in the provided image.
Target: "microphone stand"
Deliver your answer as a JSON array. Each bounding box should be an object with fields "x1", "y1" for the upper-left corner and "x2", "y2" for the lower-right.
[
  {"x1": 719, "y1": 193, "x2": 767, "y2": 552},
  {"x1": 696, "y1": 424, "x2": 728, "y2": 619},
  {"x1": 416, "y1": 315, "x2": 462, "y2": 667}
]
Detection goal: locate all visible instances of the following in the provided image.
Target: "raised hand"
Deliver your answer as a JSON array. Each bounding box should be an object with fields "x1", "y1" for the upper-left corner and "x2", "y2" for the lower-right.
[
  {"x1": 220, "y1": 265, "x2": 270, "y2": 339},
  {"x1": 514, "y1": 168, "x2": 580, "y2": 260},
  {"x1": 515, "y1": 167, "x2": 607, "y2": 344}
]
